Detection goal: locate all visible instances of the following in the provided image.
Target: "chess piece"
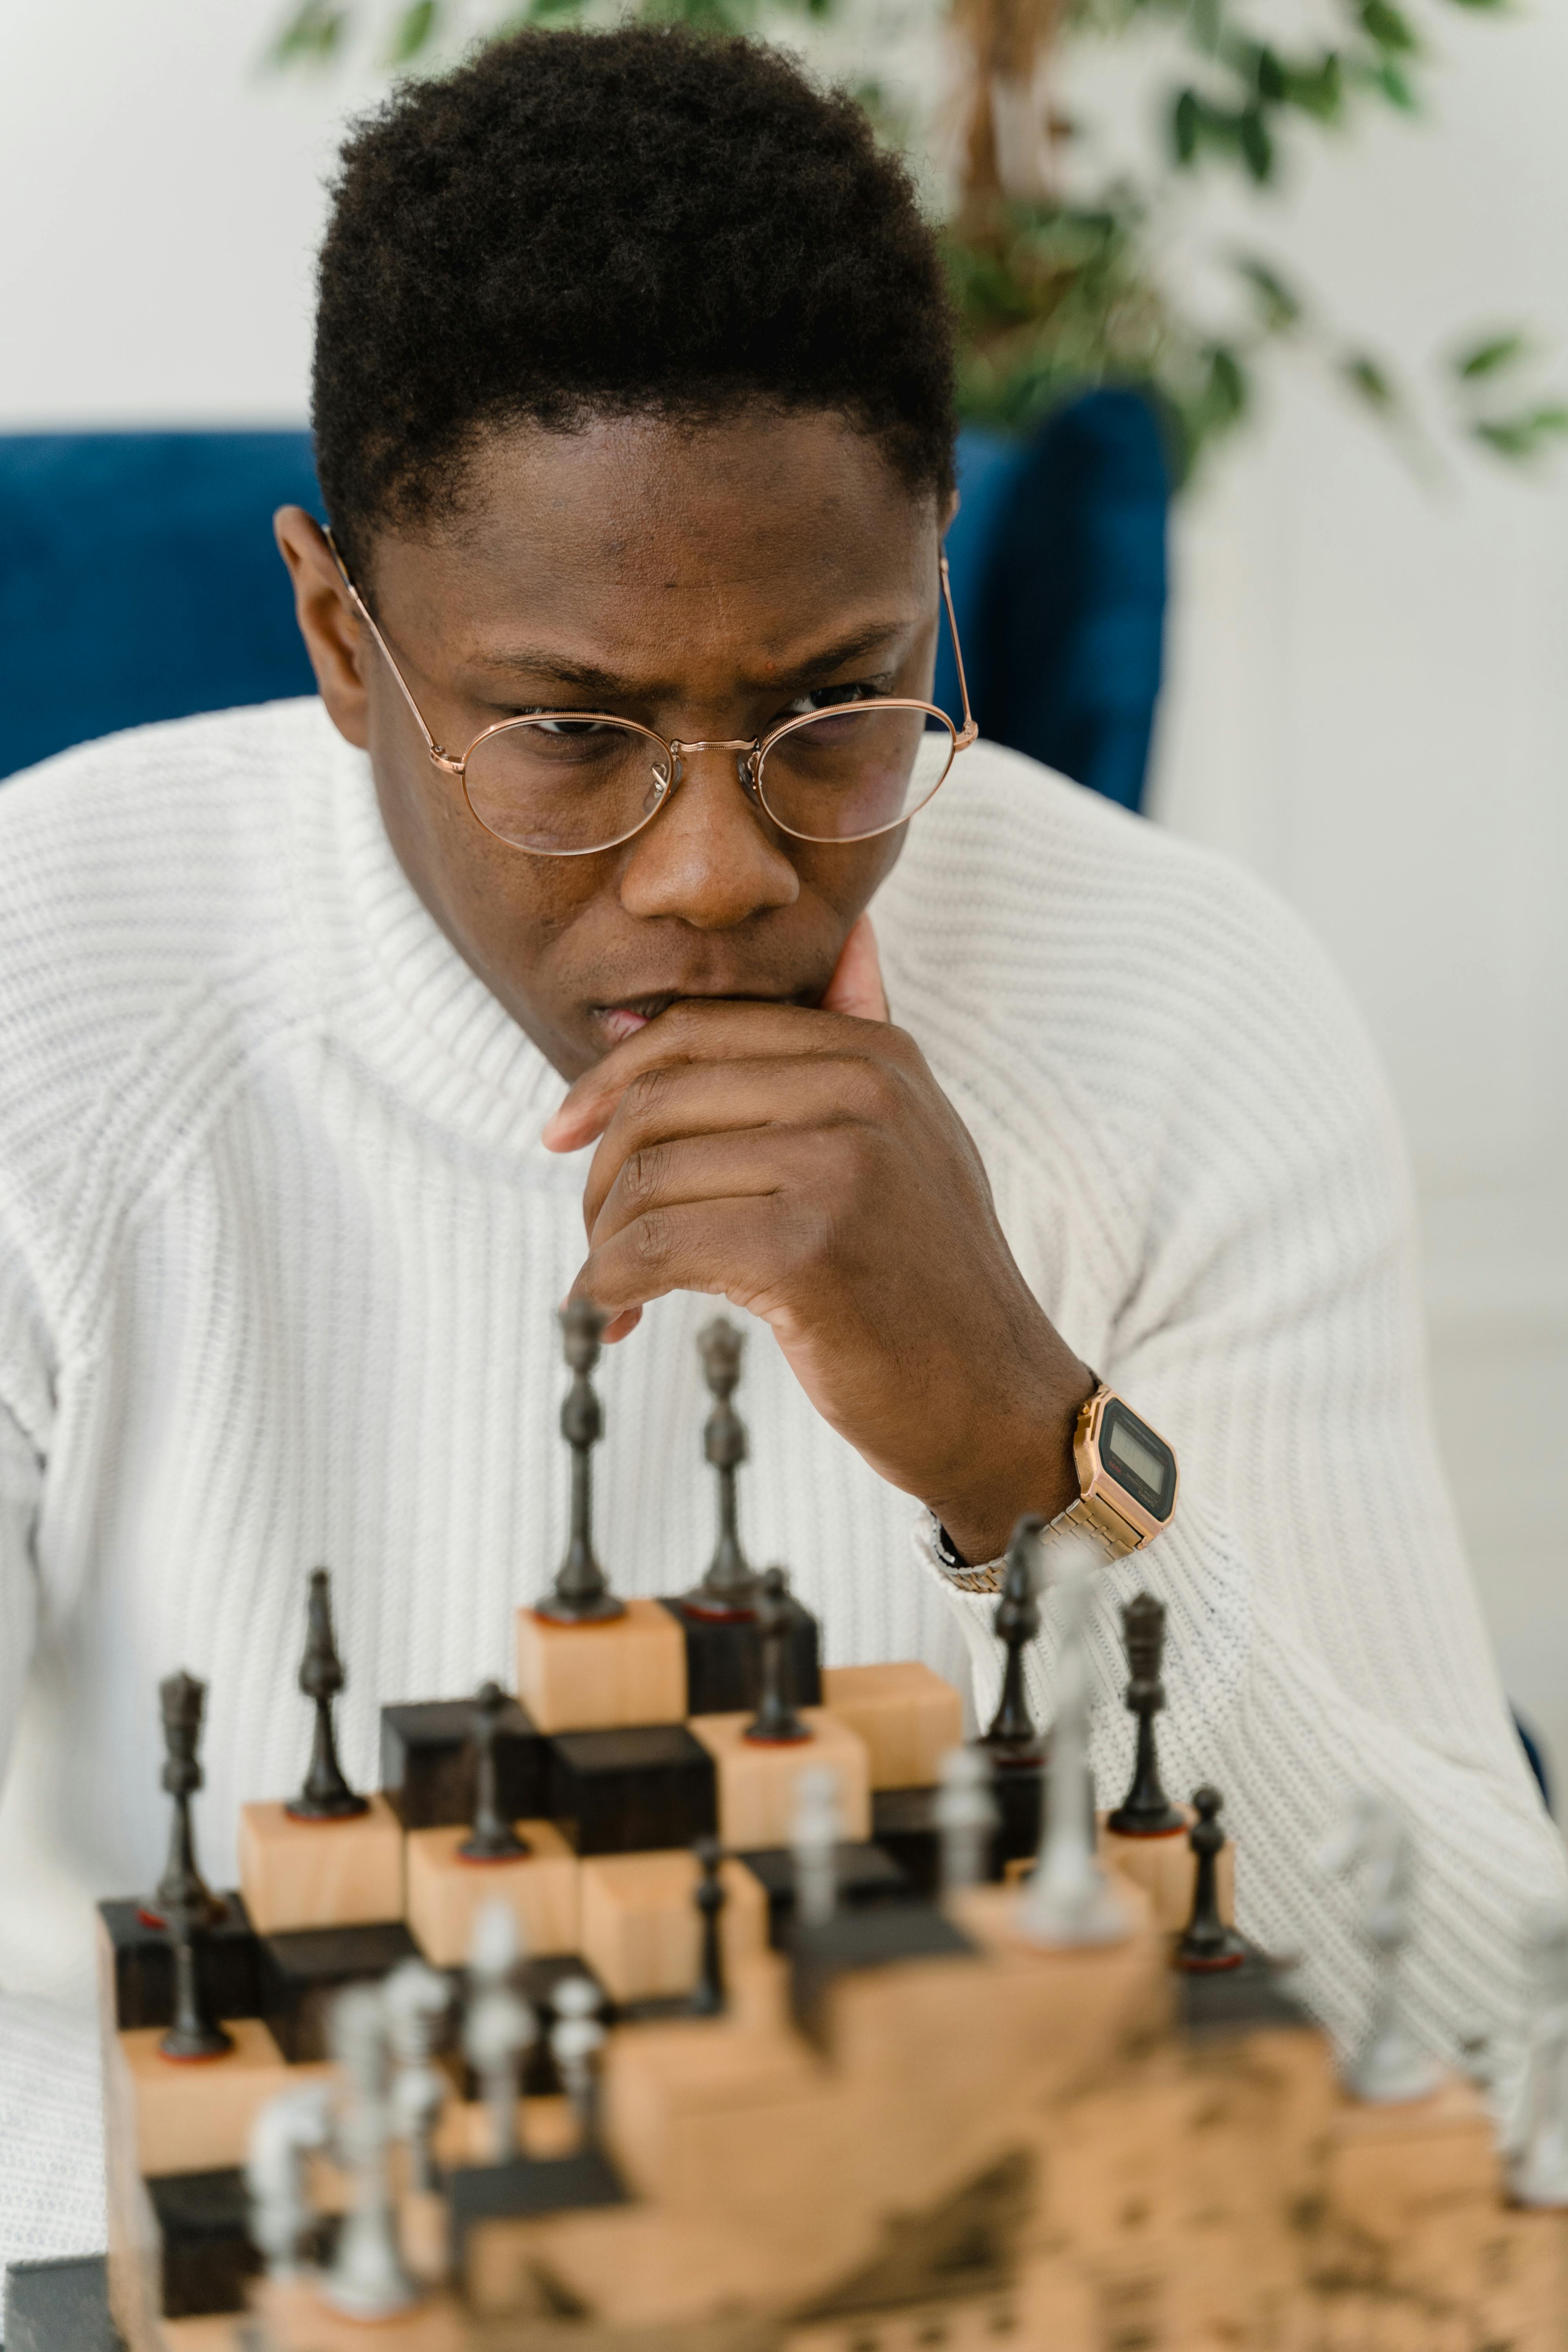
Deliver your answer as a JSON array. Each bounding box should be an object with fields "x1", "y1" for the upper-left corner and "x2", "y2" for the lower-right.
[
  {"x1": 247, "y1": 2080, "x2": 334, "y2": 2280},
  {"x1": 324, "y1": 1984, "x2": 417, "y2": 2319},
  {"x1": 1017, "y1": 1543, "x2": 1128, "y2": 1948},
  {"x1": 688, "y1": 1835, "x2": 728, "y2": 2016},
  {"x1": 1512, "y1": 1903, "x2": 1568, "y2": 2205},
  {"x1": 791, "y1": 1764, "x2": 843, "y2": 1927},
  {"x1": 458, "y1": 1681, "x2": 528, "y2": 1862},
  {"x1": 1322, "y1": 1791, "x2": 1440, "y2": 2104},
  {"x1": 287, "y1": 1569, "x2": 368, "y2": 1822},
  {"x1": 684, "y1": 1318, "x2": 761, "y2": 1619},
  {"x1": 384, "y1": 1959, "x2": 452, "y2": 2196},
  {"x1": 1107, "y1": 1592, "x2": 1184, "y2": 1836},
  {"x1": 152, "y1": 1672, "x2": 234, "y2": 2058},
  {"x1": 537, "y1": 1299, "x2": 625, "y2": 1624},
  {"x1": 978, "y1": 1517, "x2": 1045, "y2": 1764},
  {"x1": 145, "y1": 1667, "x2": 223, "y2": 1930},
  {"x1": 1174, "y1": 1786, "x2": 1245, "y2": 1971},
  {"x1": 742, "y1": 1566, "x2": 811, "y2": 1744},
  {"x1": 462, "y1": 1900, "x2": 537, "y2": 2163},
  {"x1": 550, "y1": 1976, "x2": 606, "y2": 2135},
  {"x1": 935, "y1": 1744, "x2": 998, "y2": 1896}
]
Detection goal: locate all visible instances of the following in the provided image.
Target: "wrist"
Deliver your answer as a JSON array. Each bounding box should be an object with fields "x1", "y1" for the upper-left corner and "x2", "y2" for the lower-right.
[{"x1": 926, "y1": 1363, "x2": 1095, "y2": 1567}]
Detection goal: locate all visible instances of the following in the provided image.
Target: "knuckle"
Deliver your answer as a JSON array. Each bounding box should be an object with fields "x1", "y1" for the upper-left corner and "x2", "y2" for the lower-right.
[
  {"x1": 630, "y1": 1208, "x2": 672, "y2": 1268},
  {"x1": 618, "y1": 1143, "x2": 665, "y2": 1210},
  {"x1": 623, "y1": 1066, "x2": 672, "y2": 1125}
]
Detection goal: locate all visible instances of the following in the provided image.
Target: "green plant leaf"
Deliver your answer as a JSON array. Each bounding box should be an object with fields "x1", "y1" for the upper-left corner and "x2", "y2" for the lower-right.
[
  {"x1": 268, "y1": 0, "x2": 347, "y2": 65},
  {"x1": 1472, "y1": 406, "x2": 1568, "y2": 458},
  {"x1": 1453, "y1": 330, "x2": 1528, "y2": 381},
  {"x1": 1343, "y1": 353, "x2": 1396, "y2": 410},
  {"x1": 1361, "y1": 0, "x2": 1417, "y2": 50},
  {"x1": 388, "y1": 0, "x2": 440, "y2": 60},
  {"x1": 1173, "y1": 87, "x2": 1201, "y2": 164},
  {"x1": 1238, "y1": 104, "x2": 1273, "y2": 180},
  {"x1": 1234, "y1": 255, "x2": 1302, "y2": 330}
]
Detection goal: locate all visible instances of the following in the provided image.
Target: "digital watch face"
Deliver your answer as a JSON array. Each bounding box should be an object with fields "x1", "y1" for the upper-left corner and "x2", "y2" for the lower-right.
[{"x1": 1099, "y1": 1397, "x2": 1177, "y2": 1521}]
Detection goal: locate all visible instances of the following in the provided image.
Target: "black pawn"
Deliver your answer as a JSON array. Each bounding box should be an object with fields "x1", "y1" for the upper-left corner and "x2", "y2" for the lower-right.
[
  {"x1": 977, "y1": 1515, "x2": 1045, "y2": 1764},
  {"x1": 154, "y1": 1673, "x2": 233, "y2": 2060},
  {"x1": 537, "y1": 1301, "x2": 626, "y2": 1625},
  {"x1": 459, "y1": 1682, "x2": 529, "y2": 1862},
  {"x1": 742, "y1": 1567, "x2": 811, "y2": 1745},
  {"x1": 1107, "y1": 1592, "x2": 1184, "y2": 1837},
  {"x1": 688, "y1": 1836, "x2": 727, "y2": 2016},
  {"x1": 1174, "y1": 1785, "x2": 1245, "y2": 1973},
  {"x1": 684, "y1": 1319, "x2": 760, "y2": 1621},
  {"x1": 147, "y1": 1668, "x2": 224, "y2": 1931},
  {"x1": 287, "y1": 1569, "x2": 368, "y2": 1822}
]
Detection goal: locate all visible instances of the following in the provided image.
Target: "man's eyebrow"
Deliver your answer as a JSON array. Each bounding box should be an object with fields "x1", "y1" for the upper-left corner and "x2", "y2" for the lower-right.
[{"x1": 470, "y1": 615, "x2": 918, "y2": 702}]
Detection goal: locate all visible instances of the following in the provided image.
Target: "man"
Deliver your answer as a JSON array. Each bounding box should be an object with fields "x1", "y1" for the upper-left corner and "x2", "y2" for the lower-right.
[{"x1": 0, "y1": 24, "x2": 1557, "y2": 2270}]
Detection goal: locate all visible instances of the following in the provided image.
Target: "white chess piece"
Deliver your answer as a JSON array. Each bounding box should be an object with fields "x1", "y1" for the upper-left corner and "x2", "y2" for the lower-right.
[
  {"x1": 246, "y1": 2080, "x2": 334, "y2": 2281},
  {"x1": 550, "y1": 1976, "x2": 606, "y2": 2132},
  {"x1": 1321, "y1": 1791, "x2": 1440, "y2": 2104},
  {"x1": 791, "y1": 1764, "x2": 844, "y2": 1927},
  {"x1": 934, "y1": 1744, "x2": 998, "y2": 1896},
  {"x1": 323, "y1": 1983, "x2": 418, "y2": 2318},
  {"x1": 462, "y1": 1898, "x2": 537, "y2": 2163},
  {"x1": 1016, "y1": 1541, "x2": 1128, "y2": 1947},
  {"x1": 1512, "y1": 1902, "x2": 1568, "y2": 2205},
  {"x1": 383, "y1": 1957, "x2": 451, "y2": 2194}
]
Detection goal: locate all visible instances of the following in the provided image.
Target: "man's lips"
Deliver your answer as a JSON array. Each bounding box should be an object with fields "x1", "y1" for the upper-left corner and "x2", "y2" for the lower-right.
[{"x1": 591, "y1": 986, "x2": 811, "y2": 1043}]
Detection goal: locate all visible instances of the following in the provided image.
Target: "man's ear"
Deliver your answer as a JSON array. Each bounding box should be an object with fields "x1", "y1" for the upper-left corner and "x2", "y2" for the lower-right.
[
  {"x1": 274, "y1": 506, "x2": 370, "y2": 750},
  {"x1": 942, "y1": 483, "x2": 961, "y2": 537}
]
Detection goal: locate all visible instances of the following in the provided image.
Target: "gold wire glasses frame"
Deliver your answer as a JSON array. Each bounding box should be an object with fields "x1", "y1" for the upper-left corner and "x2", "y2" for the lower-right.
[{"x1": 327, "y1": 530, "x2": 979, "y2": 859}]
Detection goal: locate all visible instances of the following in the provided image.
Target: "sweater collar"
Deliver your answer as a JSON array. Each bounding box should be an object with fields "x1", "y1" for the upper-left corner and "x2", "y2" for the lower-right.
[{"x1": 299, "y1": 709, "x2": 569, "y2": 1157}]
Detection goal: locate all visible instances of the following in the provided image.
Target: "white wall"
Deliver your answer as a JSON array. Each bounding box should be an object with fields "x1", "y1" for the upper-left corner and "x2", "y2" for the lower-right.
[{"x1": 3, "y1": 0, "x2": 1566, "y2": 1770}]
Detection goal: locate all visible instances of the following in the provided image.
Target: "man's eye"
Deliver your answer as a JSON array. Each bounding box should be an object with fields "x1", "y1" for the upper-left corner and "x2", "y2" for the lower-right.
[{"x1": 779, "y1": 683, "x2": 882, "y2": 721}]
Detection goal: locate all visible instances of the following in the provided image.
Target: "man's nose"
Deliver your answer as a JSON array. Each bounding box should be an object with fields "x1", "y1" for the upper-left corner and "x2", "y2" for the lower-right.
[{"x1": 617, "y1": 740, "x2": 799, "y2": 929}]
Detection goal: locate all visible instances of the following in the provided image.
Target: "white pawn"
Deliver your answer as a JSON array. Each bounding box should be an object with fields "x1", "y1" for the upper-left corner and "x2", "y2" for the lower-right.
[
  {"x1": 934, "y1": 1745, "x2": 998, "y2": 1896},
  {"x1": 1016, "y1": 1542, "x2": 1128, "y2": 1948},
  {"x1": 1322, "y1": 1791, "x2": 1440, "y2": 2105},
  {"x1": 323, "y1": 1984, "x2": 417, "y2": 2320},
  {"x1": 791, "y1": 1764, "x2": 844, "y2": 1927},
  {"x1": 384, "y1": 1958, "x2": 451, "y2": 2194},
  {"x1": 550, "y1": 1976, "x2": 606, "y2": 2133},
  {"x1": 1512, "y1": 1902, "x2": 1568, "y2": 2205},
  {"x1": 463, "y1": 1898, "x2": 537, "y2": 2164},
  {"x1": 246, "y1": 2080, "x2": 334, "y2": 2281}
]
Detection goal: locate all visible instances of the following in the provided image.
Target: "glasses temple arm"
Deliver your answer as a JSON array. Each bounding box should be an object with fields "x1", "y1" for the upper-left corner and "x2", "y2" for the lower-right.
[
  {"x1": 938, "y1": 554, "x2": 978, "y2": 747},
  {"x1": 322, "y1": 526, "x2": 450, "y2": 766}
]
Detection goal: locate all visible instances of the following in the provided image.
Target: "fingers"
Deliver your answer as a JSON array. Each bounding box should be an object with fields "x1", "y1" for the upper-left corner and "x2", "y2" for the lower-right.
[
  {"x1": 587, "y1": 1123, "x2": 859, "y2": 1252},
  {"x1": 820, "y1": 912, "x2": 889, "y2": 1022},
  {"x1": 571, "y1": 1194, "x2": 802, "y2": 1324},
  {"x1": 577, "y1": 1053, "x2": 913, "y2": 1236},
  {"x1": 543, "y1": 988, "x2": 904, "y2": 1155}
]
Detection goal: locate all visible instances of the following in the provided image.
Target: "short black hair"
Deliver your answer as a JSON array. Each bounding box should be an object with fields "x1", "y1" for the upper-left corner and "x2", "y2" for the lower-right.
[{"x1": 312, "y1": 25, "x2": 955, "y2": 575}]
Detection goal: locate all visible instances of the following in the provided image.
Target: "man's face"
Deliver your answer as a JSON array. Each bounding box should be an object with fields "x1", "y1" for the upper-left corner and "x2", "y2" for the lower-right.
[{"x1": 294, "y1": 410, "x2": 946, "y2": 1079}]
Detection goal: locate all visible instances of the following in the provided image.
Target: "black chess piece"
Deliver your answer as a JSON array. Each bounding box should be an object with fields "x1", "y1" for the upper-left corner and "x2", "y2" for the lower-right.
[
  {"x1": 1106, "y1": 1592, "x2": 1184, "y2": 1837},
  {"x1": 683, "y1": 1319, "x2": 760, "y2": 1621},
  {"x1": 537, "y1": 1301, "x2": 626, "y2": 1625},
  {"x1": 287, "y1": 1569, "x2": 369, "y2": 1822},
  {"x1": 152, "y1": 1673, "x2": 234, "y2": 2059},
  {"x1": 143, "y1": 1668, "x2": 225, "y2": 1931},
  {"x1": 458, "y1": 1683, "x2": 530, "y2": 1862},
  {"x1": 977, "y1": 1515, "x2": 1045, "y2": 1764},
  {"x1": 688, "y1": 1836, "x2": 728, "y2": 2016},
  {"x1": 1173, "y1": 1785, "x2": 1245, "y2": 1973},
  {"x1": 742, "y1": 1567, "x2": 811, "y2": 1745}
]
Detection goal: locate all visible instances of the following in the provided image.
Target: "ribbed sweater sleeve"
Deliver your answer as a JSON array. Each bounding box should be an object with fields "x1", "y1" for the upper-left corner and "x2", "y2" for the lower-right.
[{"x1": 912, "y1": 840, "x2": 1561, "y2": 2122}]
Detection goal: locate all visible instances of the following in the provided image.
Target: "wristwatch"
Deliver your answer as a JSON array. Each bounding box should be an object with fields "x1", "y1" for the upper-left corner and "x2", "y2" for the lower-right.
[{"x1": 933, "y1": 1381, "x2": 1178, "y2": 1592}]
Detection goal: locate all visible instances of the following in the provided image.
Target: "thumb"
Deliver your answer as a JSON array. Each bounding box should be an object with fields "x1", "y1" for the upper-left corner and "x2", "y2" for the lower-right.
[{"x1": 820, "y1": 911, "x2": 889, "y2": 1023}]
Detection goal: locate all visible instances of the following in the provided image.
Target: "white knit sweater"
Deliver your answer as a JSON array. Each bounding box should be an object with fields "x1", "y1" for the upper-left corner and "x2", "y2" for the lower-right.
[{"x1": 0, "y1": 699, "x2": 1559, "y2": 2277}]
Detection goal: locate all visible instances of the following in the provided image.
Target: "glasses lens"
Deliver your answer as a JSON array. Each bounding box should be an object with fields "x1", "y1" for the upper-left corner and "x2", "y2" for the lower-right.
[
  {"x1": 464, "y1": 718, "x2": 671, "y2": 854},
  {"x1": 756, "y1": 705, "x2": 955, "y2": 842}
]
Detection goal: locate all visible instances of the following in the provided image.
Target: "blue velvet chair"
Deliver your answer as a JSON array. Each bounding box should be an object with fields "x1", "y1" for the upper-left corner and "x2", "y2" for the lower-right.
[{"x1": 0, "y1": 398, "x2": 1169, "y2": 809}]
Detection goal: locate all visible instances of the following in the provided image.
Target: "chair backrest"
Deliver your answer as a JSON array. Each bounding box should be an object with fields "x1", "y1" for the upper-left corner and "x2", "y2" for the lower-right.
[{"x1": 1, "y1": 404, "x2": 1168, "y2": 809}]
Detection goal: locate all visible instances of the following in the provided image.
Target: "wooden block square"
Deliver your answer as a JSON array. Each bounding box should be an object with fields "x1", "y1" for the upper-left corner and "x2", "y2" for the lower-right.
[
  {"x1": 405, "y1": 1820, "x2": 579, "y2": 1967},
  {"x1": 1098, "y1": 1808, "x2": 1234, "y2": 1933},
  {"x1": 515, "y1": 1598, "x2": 686, "y2": 1734},
  {"x1": 380, "y1": 1695, "x2": 548, "y2": 1829},
  {"x1": 686, "y1": 1710, "x2": 871, "y2": 1851},
  {"x1": 121, "y1": 2017, "x2": 318, "y2": 2178},
  {"x1": 547, "y1": 1724, "x2": 717, "y2": 1856},
  {"x1": 819, "y1": 1662, "x2": 963, "y2": 1790},
  {"x1": 578, "y1": 1849, "x2": 769, "y2": 2003},
  {"x1": 236, "y1": 1791, "x2": 403, "y2": 1935}
]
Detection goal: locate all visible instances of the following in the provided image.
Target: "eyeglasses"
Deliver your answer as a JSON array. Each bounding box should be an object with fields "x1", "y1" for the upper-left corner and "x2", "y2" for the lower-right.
[{"x1": 328, "y1": 534, "x2": 978, "y2": 859}]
